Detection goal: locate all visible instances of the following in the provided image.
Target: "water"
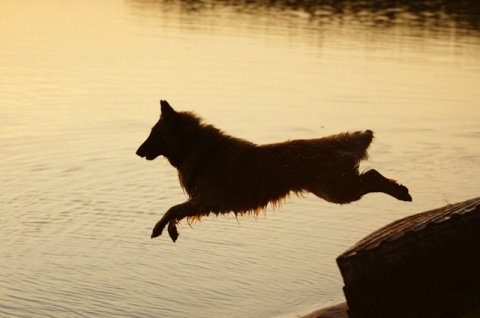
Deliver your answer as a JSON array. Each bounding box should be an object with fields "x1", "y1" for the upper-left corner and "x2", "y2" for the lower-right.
[{"x1": 1, "y1": 0, "x2": 479, "y2": 317}]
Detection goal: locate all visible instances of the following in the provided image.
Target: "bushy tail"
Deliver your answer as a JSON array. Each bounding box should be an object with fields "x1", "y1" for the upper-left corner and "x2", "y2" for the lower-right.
[{"x1": 334, "y1": 130, "x2": 374, "y2": 161}]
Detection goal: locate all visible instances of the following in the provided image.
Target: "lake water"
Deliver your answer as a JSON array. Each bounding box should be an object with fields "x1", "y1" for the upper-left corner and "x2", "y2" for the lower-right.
[{"x1": 1, "y1": 0, "x2": 479, "y2": 317}]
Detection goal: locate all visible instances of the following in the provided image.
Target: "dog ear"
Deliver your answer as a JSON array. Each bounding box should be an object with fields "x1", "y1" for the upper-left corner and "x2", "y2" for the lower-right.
[{"x1": 160, "y1": 100, "x2": 177, "y2": 121}]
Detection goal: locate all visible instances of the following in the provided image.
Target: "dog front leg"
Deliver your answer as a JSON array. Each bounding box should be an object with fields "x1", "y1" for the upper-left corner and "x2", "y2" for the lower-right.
[{"x1": 151, "y1": 201, "x2": 192, "y2": 242}]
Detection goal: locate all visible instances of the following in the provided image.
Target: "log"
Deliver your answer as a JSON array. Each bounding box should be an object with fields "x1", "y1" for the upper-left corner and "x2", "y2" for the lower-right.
[{"x1": 336, "y1": 197, "x2": 480, "y2": 318}]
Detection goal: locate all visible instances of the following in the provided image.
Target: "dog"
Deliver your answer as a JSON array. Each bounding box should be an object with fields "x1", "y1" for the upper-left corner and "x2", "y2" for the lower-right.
[{"x1": 136, "y1": 100, "x2": 412, "y2": 242}]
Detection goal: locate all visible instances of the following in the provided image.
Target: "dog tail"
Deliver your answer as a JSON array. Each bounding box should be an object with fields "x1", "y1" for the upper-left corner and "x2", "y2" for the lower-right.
[{"x1": 335, "y1": 130, "x2": 374, "y2": 161}]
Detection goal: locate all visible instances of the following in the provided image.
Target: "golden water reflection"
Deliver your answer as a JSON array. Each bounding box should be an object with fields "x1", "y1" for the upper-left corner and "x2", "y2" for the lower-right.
[{"x1": 1, "y1": 0, "x2": 479, "y2": 317}]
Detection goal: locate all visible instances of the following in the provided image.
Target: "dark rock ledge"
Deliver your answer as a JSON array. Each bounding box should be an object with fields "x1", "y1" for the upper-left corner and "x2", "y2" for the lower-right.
[{"x1": 304, "y1": 196, "x2": 480, "y2": 318}]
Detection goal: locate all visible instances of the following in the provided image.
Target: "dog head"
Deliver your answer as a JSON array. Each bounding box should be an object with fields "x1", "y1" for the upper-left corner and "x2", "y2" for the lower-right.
[
  {"x1": 136, "y1": 100, "x2": 178, "y2": 161},
  {"x1": 136, "y1": 100, "x2": 202, "y2": 163}
]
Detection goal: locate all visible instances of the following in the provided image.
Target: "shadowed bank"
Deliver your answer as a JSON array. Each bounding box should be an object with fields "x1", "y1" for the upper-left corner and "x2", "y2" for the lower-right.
[
  {"x1": 303, "y1": 197, "x2": 480, "y2": 318},
  {"x1": 130, "y1": 0, "x2": 480, "y2": 34}
]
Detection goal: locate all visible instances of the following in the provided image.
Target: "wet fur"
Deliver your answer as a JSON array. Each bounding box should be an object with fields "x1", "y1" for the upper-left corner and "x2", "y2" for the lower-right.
[{"x1": 136, "y1": 100, "x2": 412, "y2": 242}]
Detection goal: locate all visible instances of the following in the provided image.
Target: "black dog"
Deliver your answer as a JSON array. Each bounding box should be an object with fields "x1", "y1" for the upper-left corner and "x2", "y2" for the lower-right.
[{"x1": 137, "y1": 100, "x2": 411, "y2": 242}]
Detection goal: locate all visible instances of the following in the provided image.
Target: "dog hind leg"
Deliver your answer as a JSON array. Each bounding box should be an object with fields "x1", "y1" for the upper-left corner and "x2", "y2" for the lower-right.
[{"x1": 359, "y1": 169, "x2": 412, "y2": 201}]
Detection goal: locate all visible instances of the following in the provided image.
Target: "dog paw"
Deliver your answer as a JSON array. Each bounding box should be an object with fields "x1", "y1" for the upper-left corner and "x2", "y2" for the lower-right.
[
  {"x1": 151, "y1": 221, "x2": 165, "y2": 238},
  {"x1": 167, "y1": 222, "x2": 179, "y2": 242},
  {"x1": 396, "y1": 184, "x2": 412, "y2": 202}
]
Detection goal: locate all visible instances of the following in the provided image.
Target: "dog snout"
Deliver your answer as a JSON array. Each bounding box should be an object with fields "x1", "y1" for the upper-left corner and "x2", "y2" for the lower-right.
[
  {"x1": 136, "y1": 143, "x2": 150, "y2": 158},
  {"x1": 136, "y1": 147, "x2": 145, "y2": 158}
]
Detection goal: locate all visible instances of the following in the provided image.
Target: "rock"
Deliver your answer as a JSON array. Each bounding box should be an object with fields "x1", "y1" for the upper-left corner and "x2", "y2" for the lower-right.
[
  {"x1": 337, "y1": 197, "x2": 480, "y2": 318},
  {"x1": 301, "y1": 302, "x2": 348, "y2": 318}
]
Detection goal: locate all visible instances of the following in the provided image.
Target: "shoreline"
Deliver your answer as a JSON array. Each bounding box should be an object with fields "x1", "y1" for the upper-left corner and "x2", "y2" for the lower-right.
[{"x1": 301, "y1": 302, "x2": 348, "y2": 318}]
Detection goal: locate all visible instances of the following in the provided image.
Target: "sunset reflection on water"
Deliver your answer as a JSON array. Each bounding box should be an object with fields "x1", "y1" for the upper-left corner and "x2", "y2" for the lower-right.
[{"x1": 1, "y1": 0, "x2": 479, "y2": 317}]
